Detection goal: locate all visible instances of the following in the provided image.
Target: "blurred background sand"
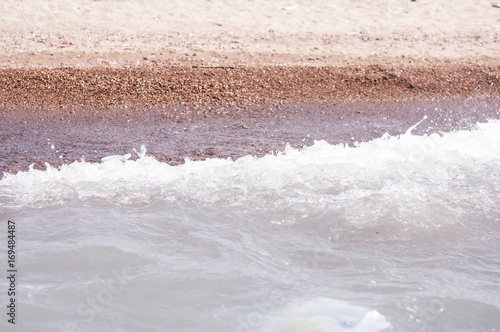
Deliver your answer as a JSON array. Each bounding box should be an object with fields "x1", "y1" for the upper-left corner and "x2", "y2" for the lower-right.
[{"x1": 0, "y1": 0, "x2": 499, "y2": 67}]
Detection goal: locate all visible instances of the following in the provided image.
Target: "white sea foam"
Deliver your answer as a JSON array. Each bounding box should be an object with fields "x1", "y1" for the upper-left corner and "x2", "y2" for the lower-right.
[
  {"x1": 2, "y1": 120, "x2": 500, "y2": 206},
  {"x1": 1, "y1": 120, "x2": 499, "y2": 237}
]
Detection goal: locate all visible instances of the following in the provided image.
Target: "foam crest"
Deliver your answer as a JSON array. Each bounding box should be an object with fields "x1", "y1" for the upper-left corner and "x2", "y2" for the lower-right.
[{"x1": 1, "y1": 120, "x2": 499, "y2": 214}]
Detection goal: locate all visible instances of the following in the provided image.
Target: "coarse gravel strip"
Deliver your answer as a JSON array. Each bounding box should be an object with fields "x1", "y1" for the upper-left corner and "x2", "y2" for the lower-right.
[{"x1": 0, "y1": 65, "x2": 498, "y2": 111}]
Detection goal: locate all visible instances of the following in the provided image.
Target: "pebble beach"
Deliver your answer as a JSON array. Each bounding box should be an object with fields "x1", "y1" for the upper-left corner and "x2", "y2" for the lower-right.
[{"x1": 1, "y1": 0, "x2": 500, "y2": 175}]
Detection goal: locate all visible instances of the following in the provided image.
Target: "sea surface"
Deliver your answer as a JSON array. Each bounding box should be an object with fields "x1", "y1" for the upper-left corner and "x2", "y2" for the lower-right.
[{"x1": 1, "y1": 118, "x2": 499, "y2": 332}]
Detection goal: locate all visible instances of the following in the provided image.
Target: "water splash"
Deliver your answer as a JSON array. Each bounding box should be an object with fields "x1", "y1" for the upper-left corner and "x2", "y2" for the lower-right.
[{"x1": 1, "y1": 120, "x2": 499, "y2": 232}]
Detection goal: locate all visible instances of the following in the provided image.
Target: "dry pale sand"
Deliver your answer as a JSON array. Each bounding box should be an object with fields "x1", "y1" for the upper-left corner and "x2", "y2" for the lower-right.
[{"x1": 1, "y1": 0, "x2": 499, "y2": 67}]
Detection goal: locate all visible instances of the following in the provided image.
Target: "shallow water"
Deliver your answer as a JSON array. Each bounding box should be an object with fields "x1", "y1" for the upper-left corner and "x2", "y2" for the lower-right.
[{"x1": 1, "y1": 119, "x2": 500, "y2": 331}]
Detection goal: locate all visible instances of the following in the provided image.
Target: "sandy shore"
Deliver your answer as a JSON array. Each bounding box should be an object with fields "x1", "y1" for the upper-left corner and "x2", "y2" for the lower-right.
[
  {"x1": 1, "y1": 0, "x2": 499, "y2": 67},
  {"x1": 1, "y1": 0, "x2": 498, "y2": 105},
  {"x1": 1, "y1": 0, "x2": 500, "y2": 176}
]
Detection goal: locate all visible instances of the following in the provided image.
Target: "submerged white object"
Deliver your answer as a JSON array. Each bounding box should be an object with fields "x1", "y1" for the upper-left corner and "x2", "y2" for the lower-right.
[{"x1": 260, "y1": 298, "x2": 390, "y2": 332}]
